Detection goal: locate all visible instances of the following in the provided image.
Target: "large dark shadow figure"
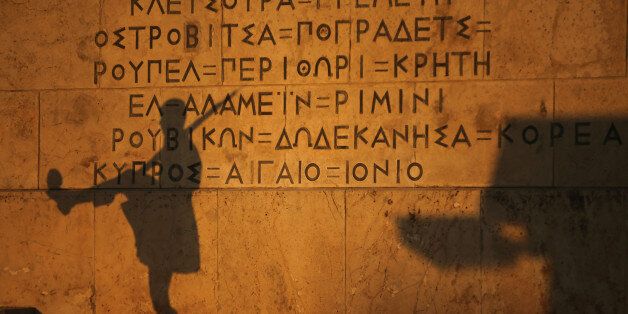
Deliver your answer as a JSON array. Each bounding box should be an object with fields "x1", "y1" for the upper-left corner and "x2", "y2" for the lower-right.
[
  {"x1": 397, "y1": 118, "x2": 627, "y2": 312},
  {"x1": 46, "y1": 94, "x2": 233, "y2": 314}
]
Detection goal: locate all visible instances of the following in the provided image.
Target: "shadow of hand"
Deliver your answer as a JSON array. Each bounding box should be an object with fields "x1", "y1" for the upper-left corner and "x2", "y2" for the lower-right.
[{"x1": 46, "y1": 168, "x2": 75, "y2": 215}]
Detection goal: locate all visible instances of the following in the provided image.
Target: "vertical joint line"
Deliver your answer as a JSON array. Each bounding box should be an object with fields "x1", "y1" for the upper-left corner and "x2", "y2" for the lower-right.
[
  {"x1": 348, "y1": 4, "x2": 352, "y2": 83},
  {"x1": 37, "y1": 92, "x2": 41, "y2": 190},
  {"x1": 92, "y1": 190, "x2": 97, "y2": 314},
  {"x1": 552, "y1": 80, "x2": 556, "y2": 187},
  {"x1": 343, "y1": 189, "x2": 347, "y2": 314},
  {"x1": 215, "y1": 190, "x2": 220, "y2": 311},
  {"x1": 482, "y1": 0, "x2": 487, "y2": 79},
  {"x1": 479, "y1": 189, "x2": 484, "y2": 314},
  {"x1": 98, "y1": 0, "x2": 104, "y2": 88},
  {"x1": 220, "y1": 3, "x2": 224, "y2": 85}
]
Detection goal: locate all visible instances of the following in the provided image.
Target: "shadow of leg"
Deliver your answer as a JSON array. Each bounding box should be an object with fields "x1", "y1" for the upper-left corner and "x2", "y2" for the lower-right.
[{"x1": 148, "y1": 268, "x2": 176, "y2": 314}]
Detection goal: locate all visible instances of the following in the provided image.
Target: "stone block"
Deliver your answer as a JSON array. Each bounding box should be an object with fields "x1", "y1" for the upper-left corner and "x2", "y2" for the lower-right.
[
  {"x1": 217, "y1": 190, "x2": 345, "y2": 312},
  {"x1": 486, "y1": 0, "x2": 627, "y2": 79},
  {"x1": 0, "y1": 192, "x2": 94, "y2": 313},
  {"x1": 346, "y1": 189, "x2": 482, "y2": 313},
  {"x1": 0, "y1": 92, "x2": 38, "y2": 189},
  {"x1": 0, "y1": 0, "x2": 99, "y2": 89},
  {"x1": 94, "y1": 190, "x2": 218, "y2": 313}
]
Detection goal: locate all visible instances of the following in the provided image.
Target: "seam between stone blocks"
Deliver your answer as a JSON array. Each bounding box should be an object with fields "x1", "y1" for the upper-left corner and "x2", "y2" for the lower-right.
[
  {"x1": 481, "y1": 6, "x2": 487, "y2": 313},
  {"x1": 37, "y1": 91, "x2": 41, "y2": 190},
  {"x1": 4, "y1": 186, "x2": 628, "y2": 193},
  {"x1": 93, "y1": 1, "x2": 103, "y2": 311},
  {"x1": 92, "y1": 190, "x2": 97, "y2": 314},
  {"x1": 344, "y1": 189, "x2": 347, "y2": 314},
  {"x1": 216, "y1": 189, "x2": 220, "y2": 312},
  {"x1": 4, "y1": 75, "x2": 628, "y2": 94},
  {"x1": 552, "y1": 80, "x2": 556, "y2": 188},
  {"x1": 479, "y1": 189, "x2": 484, "y2": 314}
]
